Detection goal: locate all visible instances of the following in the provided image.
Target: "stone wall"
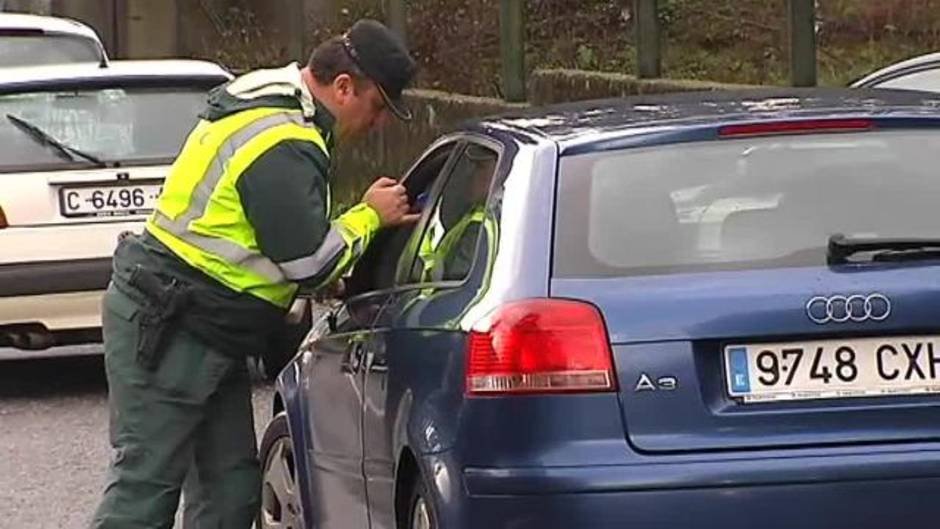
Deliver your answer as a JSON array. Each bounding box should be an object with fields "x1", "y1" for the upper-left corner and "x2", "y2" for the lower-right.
[
  {"x1": 331, "y1": 89, "x2": 525, "y2": 207},
  {"x1": 2, "y1": 0, "x2": 51, "y2": 15},
  {"x1": 5, "y1": 0, "x2": 306, "y2": 64},
  {"x1": 529, "y1": 68, "x2": 756, "y2": 105},
  {"x1": 119, "y1": 0, "x2": 179, "y2": 59}
]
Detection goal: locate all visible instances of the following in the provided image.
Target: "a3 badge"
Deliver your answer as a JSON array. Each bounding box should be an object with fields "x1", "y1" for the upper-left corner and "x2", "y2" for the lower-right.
[{"x1": 634, "y1": 373, "x2": 679, "y2": 392}]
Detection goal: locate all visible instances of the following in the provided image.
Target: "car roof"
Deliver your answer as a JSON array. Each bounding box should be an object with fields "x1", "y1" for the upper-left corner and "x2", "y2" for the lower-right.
[
  {"x1": 0, "y1": 12, "x2": 102, "y2": 42},
  {"x1": 481, "y1": 87, "x2": 940, "y2": 149},
  {"x1": 0, "y1": 59, "x2": 233, "y2": 90},
  {"x1": 852, "y1": 52, "x2": 940, "y2": 88}
]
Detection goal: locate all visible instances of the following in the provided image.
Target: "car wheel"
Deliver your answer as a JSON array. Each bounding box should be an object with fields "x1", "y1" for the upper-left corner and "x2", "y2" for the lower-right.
[
  {"x1": 262, "y1": 305, "x2": 312, "y2": 381},
  {"x1": 258, "y1": 413, "x2": 304, "y2": 529},
  {"x1": 407, "y1": 477, "x2": 438, "y2": 529}
]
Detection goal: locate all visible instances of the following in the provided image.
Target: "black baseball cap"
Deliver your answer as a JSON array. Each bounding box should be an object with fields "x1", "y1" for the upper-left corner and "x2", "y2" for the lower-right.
[{"x1": 342, "y1": 19, "x2": 417, "y2": 121}]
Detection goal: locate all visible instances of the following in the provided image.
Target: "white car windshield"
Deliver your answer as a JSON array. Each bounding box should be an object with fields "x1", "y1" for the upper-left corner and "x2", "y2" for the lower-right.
[
  {"x1": 0, "y1": 34, "x2": 102, "y2": 66},
  {"x1": 0, "y1": 86, "x2": 209, "y2": 171}
]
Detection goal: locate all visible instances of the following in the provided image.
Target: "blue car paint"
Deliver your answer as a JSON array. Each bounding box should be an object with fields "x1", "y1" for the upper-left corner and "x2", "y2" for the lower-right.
[
  {"x1": 459, "y1": 477, "x2": 940, "y2": 529},
  {"x1": 271, "y1": 89, "x2": 940, "y2": 528}
]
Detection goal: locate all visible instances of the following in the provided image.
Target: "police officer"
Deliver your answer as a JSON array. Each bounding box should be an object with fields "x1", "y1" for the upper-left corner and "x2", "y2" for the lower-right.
[{"x1": 90, "y1": 20, "x2": 417, "y2": 529}]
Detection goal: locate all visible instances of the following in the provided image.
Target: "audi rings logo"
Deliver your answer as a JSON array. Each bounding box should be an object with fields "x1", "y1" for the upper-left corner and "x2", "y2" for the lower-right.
[{"x1": 806, "y1": 294, "x2": 891, "y2": 324}]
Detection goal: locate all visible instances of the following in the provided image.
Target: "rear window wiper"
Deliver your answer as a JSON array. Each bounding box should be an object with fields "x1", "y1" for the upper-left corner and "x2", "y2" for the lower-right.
[
  {"x1": 6, "y1": 114, "x2": 107, "y2": 168},
  {"x1": 828, "y1": 233, "x2": 940, "y2": 265}
]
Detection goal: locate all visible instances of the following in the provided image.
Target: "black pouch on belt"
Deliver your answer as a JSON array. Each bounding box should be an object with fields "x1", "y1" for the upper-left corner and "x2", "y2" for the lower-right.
[{"x1": 127, "y1": 265, "x2": 192, "y2": 371}]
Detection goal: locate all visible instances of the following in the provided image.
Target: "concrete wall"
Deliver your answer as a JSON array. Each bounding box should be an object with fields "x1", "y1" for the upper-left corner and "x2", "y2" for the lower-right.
[
  {"x1": 50, "y1": 0, "x2": 117, "y2": 55},
  {"x1": 35, "y1": 0, "x2": 271, "y2": 62},
  {"x1": 331, "y1": 89, "x2": 525, "y2": 206},
  {"x1": 2, "y1": 0, "x2": 51, "y2": 15},
  {"x1": 119, "y1": 0, "x2": 178, "y2": 58},
  {"x1": 25, "y1": 0, "x2": 176, "y2": 59},
  {"x1": 30, "y1": 0, "x2": 346, "y2": 66},
  {"x1": 176, "y1": 0, "x2": 306, "y2": 70},
  {"x1": 529, "y1": 68, "x2": 756, "y2": 105}
]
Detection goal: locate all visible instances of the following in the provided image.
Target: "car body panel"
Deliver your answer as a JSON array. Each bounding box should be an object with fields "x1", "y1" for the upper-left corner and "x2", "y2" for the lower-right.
[
  {"x1": 459, "y1": 476, "x2": 940, "y2": 529},
  {"x1": 0, "y1": 60, "x2": 230, "y2": 91},
  {"x1": 493, "y1": 88, "x2": 936, "y2": 138},
  {"x1": 0, "y1": 12, "x2": 105, "y2": 44},
  {"x1": 0, "y1": 219, "x2": 146, "y2": 263},
  {"x1": 302, "y1": 328, "x2": 371, "y2": 529},
  {"x1": 0, "y1": 166, "x2": 165, "y2": 230},
  {"x1": 270, "y1": 88, "x2": 940, "y2": 529},
  {"x1": 0, "y1": 290, "x2": 103, "y2": 330},
  {"x1": 463, "y1": 443, "x2": 940, "y2": 494},
  {"x1": 549, "y1": 116, "x2": 940, "y2": 454}
]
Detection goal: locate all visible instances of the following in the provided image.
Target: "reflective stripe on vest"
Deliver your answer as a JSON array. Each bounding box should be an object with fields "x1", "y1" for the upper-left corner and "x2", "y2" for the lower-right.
[
  {"x1": 421, "y1": 206, "x2": 490, "y2": 283},
  {"x1": 146, "y1": 107, "x2": 328, "y2": 307}
]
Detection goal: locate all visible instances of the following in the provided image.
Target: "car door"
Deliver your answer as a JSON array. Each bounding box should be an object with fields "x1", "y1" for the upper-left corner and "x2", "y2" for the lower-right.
[
  {"x1": 298, "y1": 138, "x2": 457, "y2": 529},
  {"x1": 301, "y1": 291, "x2": 386, "y2": 529},
  {"x1": 362, "y1": 139, "x2": 503, "y2": 529}
]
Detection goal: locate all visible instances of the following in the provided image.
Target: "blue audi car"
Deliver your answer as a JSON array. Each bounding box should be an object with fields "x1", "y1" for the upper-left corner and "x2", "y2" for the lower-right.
[{"x1": 259, "y1": 88, "x2": 940, "y2": 529}]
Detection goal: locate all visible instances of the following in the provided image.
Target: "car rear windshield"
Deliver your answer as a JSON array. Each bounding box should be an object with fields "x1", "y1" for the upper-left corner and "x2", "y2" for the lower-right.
[
  {"x1": 0, "y1": 34, "x2": 101, "y2": 66},
  {"x1": 554, "y1": 130, "x2": 940, "y2": 277},
  {"x1": 0, "y1": 86, "x2": 212, "y2": 171}
]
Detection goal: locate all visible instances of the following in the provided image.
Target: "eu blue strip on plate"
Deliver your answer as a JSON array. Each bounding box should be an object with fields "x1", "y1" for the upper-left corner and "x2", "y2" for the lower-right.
[{"x1": 728, "y1": 346, "x2": 751, "y2": 394}]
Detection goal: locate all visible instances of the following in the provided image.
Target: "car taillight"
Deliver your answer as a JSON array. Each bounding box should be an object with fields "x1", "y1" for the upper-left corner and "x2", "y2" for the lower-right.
[
  {"x1": 466, "y1": 299, "x2": 616, "y2": 396},
  {"x1": 719, "y1": 118, "x2": 873, "y2": 138}
]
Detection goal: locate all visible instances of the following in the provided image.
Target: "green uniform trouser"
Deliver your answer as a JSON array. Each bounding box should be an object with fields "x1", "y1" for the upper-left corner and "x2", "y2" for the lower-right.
[{"x1": 90, "y1": 284, "x2": 261, "y2": 529}]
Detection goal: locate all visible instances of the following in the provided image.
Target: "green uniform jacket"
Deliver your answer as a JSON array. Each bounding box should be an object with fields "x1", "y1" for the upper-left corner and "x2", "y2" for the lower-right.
[{"x1": 112, "y1": 64, "x2": 377, "y2": 357}]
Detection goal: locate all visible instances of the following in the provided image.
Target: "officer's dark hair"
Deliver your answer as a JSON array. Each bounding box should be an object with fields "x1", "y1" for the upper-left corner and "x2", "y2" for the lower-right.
[{"x1": 308, "y1": 36, "x2": 367, "y2": 87}]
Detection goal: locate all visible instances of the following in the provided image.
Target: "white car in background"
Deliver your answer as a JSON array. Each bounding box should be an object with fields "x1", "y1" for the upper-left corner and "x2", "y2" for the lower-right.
[
  {"x1": 0, "y1": 12, "x2": 108, "y2": 66},
  {"x1": 0, "y1": 60, "x2": 231, "y2": 351},
  {"x1": 852, "y1": 52, "x2": 940, "y2": 92}
]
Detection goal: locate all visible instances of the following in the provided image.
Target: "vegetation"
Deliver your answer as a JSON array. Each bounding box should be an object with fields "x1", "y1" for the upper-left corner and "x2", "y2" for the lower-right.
[{"x1": 197, "y1": 0, "x2": 940, "y2": 95}]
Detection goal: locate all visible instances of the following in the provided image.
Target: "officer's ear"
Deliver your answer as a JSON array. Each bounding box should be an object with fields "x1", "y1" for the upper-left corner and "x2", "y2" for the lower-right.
[{"x1": 333, "y1": 73, "x2": 358, "y2": 103}]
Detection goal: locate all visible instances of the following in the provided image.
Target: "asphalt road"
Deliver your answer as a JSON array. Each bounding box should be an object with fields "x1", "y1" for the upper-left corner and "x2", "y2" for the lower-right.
[{"x1": 0, "y1": 346, "x2": 276, "y2": 529}]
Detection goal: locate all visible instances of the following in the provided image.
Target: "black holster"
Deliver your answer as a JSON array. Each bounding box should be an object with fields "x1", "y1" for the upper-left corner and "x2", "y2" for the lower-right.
[{"x1": 127, "y1": 265, "x2": 191, "y2": 371}]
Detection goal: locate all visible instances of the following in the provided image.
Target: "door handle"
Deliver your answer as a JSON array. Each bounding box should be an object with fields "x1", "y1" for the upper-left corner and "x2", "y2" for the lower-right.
[
  {"x1": 364, "y1": 349, "x2": 388, "y2": 373},
  {"x1": 340, "y1": 342, "x2": 364, "y2": 373}
]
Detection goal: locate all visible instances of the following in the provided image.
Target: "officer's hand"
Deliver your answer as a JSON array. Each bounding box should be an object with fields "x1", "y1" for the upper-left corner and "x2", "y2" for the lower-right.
[
  {"x1": 363, "y1": 177, "x2": 421, "y2": 226},
  {"x1": 314, "y1": 278, "x2": 345, "y2": 302}
]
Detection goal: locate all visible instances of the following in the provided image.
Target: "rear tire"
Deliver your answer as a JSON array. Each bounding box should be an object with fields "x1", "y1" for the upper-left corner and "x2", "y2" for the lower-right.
[{"x1": 406, "y1": 477, "x2": 438, "y2": 529}]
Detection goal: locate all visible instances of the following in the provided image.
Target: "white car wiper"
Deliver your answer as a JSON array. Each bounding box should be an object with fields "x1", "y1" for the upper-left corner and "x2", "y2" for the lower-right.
[{"x1": 6, "y1": 114, "x2": 107, "y2": 168}]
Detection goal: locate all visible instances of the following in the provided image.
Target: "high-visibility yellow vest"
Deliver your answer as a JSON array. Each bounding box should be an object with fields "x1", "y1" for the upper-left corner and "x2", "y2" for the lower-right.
[
  {"x1": 419, "y1": 205, "x2": 494, "y2": 283},
  {"x1": 145, "y1": 107, "x2": 328, "y2": 308}
]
